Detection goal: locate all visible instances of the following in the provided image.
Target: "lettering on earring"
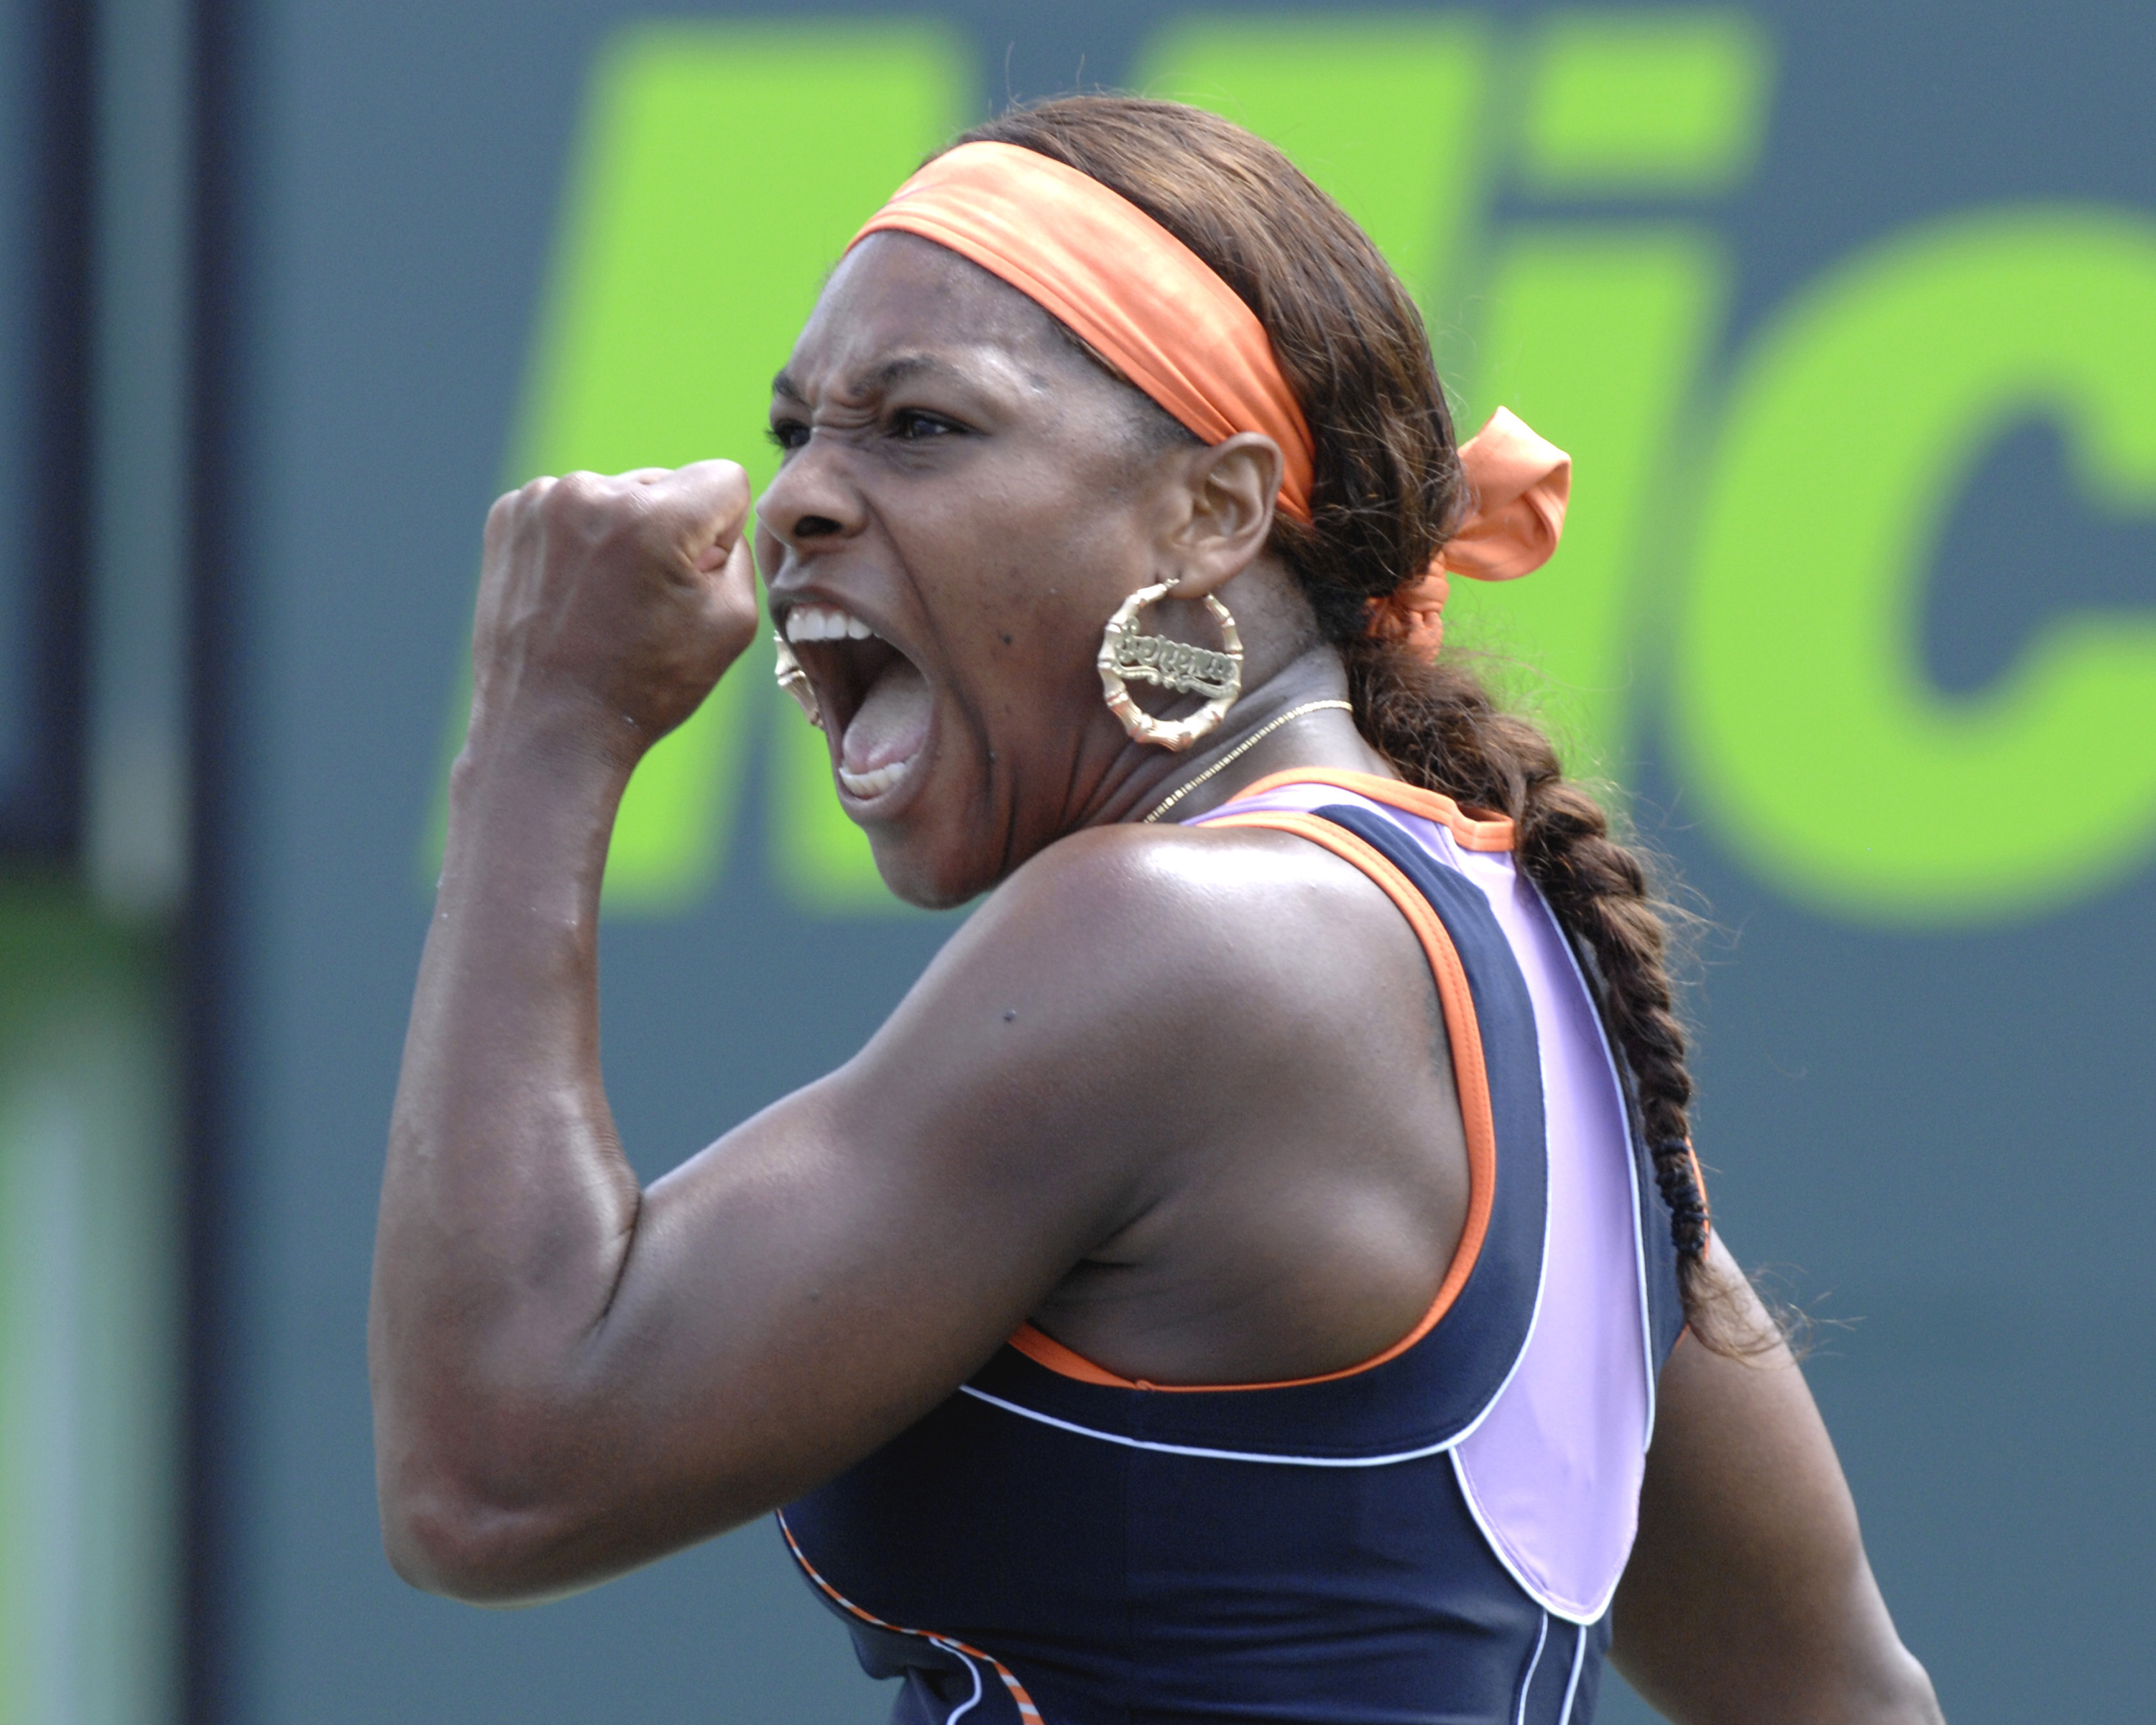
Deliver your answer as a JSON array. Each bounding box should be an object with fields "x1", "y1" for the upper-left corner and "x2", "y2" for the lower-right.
[{"x1": 1109, "y1": 630, "x2": 1240, "y2": 701}]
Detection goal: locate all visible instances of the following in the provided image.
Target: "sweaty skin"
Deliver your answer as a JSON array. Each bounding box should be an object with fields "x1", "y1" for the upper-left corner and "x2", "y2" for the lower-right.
[{"x1": 371, "y1": 234, "x2": 1942, "y2": 1725}]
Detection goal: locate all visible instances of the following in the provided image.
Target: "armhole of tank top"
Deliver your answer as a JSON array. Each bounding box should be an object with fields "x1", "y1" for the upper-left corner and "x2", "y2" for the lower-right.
[{"x1": 1008, "y1": 806, "x2": 1498, "y2": 1394}]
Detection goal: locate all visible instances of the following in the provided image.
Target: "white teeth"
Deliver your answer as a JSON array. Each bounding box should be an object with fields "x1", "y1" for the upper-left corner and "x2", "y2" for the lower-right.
[
  {"x1": 837, "y1": 760, "x2": 910, "y2": 799},
  {"x1": 784, "y1": 603, "x2": 878, "y2": 645}
]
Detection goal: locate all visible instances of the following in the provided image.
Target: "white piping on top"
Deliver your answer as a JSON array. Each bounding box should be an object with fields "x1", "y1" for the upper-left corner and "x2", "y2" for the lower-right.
[
  {"x1": 1514, "y1": 1611, "x2": 1550, "y2": 1725},
  {"x1": 1558, "y1": 1618, "x2": 1590, "y2": 1725},
  {"x1": 943, "y1": 1648, "x2": 985, "y2": 1724},
  {"x1": 957, "y1": 1270, "x2": 1545, "y2": 1474},
  {"x1": 960, "y1": 1384, "x2": 1473, "y2": 1468}
]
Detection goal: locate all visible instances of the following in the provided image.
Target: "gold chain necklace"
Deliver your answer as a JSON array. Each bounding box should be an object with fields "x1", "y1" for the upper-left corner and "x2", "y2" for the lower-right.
[{"x1": 1140, "y1": 699, "x2": 1355, "y2": 824}]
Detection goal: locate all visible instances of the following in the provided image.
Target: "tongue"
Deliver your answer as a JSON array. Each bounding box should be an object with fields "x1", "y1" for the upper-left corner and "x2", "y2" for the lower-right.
[{"x1": 839, "y1": 655, "x2": 931, "y2": 773}]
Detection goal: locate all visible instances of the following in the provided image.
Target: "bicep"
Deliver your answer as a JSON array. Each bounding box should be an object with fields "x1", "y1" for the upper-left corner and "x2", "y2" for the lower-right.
[
  {"x1": 1608, "y1": 1235, "x2": 1943, "y2": 1725},
  {"x1": 523, "y1": 841, "x2": 1248, "y2": 1578},
  {"x1": 571, "y1": 990, "x2": 1144, "y2": 1538}
]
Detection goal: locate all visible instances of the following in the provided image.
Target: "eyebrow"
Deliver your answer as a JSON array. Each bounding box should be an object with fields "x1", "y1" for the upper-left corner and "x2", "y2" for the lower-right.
[{"x1": 768, "y1": 353, "x2": 971, "y2": 406}]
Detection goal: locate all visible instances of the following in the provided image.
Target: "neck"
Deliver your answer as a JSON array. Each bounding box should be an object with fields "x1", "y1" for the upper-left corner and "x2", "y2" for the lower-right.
[{"x1": 1096, "y1": 644, "x2": 1396, "y2": 828}]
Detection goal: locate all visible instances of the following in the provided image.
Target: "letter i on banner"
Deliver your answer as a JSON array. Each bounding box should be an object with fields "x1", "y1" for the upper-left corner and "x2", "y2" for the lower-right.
[{"x1": 1449, "y1": 11, "x2": 1772, "y2": 786}]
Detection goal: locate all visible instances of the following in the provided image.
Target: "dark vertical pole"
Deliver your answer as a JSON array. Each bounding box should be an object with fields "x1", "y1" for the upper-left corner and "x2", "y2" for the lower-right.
[
  {"x1": 14, "y1": 0, "x2": 90, "y2": 857},
  {"x1": 183, "y1": 0, "x2": 244, "y2": 1715}
]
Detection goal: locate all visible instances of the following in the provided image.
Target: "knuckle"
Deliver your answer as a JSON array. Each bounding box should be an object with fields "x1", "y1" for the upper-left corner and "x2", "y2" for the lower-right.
[
  {"x1": 704, "y1": 458, "x2": 751, "y2": 500},
  {"x1": 539, "y1": 470, "x2": 609, "y2": 528}
]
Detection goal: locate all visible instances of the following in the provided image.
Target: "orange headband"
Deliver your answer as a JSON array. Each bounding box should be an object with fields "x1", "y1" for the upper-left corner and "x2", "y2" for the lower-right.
[
  {"x1": 850, "y1": 140, "x2": 1572, "y2": 663},
  {"x1": 852, "y1": 140, "x2": 1317, "y2": 522}
]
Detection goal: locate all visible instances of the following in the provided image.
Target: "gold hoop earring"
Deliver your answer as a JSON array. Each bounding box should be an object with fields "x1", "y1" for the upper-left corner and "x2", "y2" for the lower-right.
[
  {"x1": 1097, "y1": 581, "x2": 1243, "y2": 751},
  {"x1": 773, "y1": 631, "x2": 824, "y2": 728}
]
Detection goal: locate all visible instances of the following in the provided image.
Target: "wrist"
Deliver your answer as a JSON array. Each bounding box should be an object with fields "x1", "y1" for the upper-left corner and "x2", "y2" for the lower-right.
[
  {"x1": 453, "y1": 689, "x2": 643, "y2": 798},
  {"x1": 441, "y1": 703, "x2": 640, "y2": 899}
]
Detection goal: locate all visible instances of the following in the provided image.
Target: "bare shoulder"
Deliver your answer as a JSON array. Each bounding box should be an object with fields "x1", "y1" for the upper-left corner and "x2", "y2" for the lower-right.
[
  {"x1": 859, "y1": 818, "x2": 1440, "y2": 1107},
  {"x1": 996, "y1": 816, "x2": 1411, "y2": 949}
]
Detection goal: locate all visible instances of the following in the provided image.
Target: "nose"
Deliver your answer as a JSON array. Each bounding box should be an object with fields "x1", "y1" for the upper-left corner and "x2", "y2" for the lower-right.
[{"x1": 756, "y1": 436, "x2": 868, "y2": 558}]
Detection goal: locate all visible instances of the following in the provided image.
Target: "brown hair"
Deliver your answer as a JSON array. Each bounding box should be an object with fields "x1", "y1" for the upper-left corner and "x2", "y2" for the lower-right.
[{"x1": 955, "y1": 95, "x2": 1726, "y2": 1338}]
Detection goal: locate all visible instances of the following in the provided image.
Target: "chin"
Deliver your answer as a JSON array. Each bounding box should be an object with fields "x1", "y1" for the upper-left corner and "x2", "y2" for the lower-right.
[{"x1": 860, "y1": 811, "x2": 998, "y2": 912}]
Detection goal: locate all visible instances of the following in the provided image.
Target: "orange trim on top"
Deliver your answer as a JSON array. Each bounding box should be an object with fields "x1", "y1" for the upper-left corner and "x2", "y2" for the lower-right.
[
  {"x1": 1228, "y1": 768, "x2": 1516, "y2": 852},
  {"x1": 1010, "y1": 809, "x2": 1498, "y2": 1394},
  {"x1": 1008, "y1": 1321, "x2": 1159, "y2": 1388},
  {"x1": 778, "y1": 1512, "x2": 1048, "y2": 1721}
]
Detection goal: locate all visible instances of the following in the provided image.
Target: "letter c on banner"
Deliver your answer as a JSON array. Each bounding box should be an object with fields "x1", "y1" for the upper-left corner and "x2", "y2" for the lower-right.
[{"x1": 1677, "y1": 208, "x2": 2156, "y2": 925}]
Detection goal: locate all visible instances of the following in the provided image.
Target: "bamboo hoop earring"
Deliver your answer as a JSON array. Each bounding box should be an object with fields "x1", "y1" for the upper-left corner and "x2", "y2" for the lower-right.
[
  {"x1": 773, "y1": 631, "x2": 824, "y2": 729},
  {"x1": 1097, "y1": 580, "x2": 1243, "y2": 751}
]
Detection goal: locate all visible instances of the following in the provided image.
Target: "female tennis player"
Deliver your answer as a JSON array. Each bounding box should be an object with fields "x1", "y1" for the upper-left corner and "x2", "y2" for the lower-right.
[{"x1": 372, "y1": 97, "x2": 1945, "y2": 1724}]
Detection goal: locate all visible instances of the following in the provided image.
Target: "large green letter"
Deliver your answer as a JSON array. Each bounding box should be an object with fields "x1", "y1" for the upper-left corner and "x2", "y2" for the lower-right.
[
  {"x1": 1676, "y1": 208, "x2": 2156, "y2": 923},
  {"x1": 1519, "y1": 9, "x2": 1772, "y2": 196}
]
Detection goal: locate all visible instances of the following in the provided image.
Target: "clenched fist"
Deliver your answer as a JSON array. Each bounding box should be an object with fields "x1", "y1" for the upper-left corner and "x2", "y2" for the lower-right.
[{"x1": 468, "y1": 460, "x2": 760, "y2": 766}]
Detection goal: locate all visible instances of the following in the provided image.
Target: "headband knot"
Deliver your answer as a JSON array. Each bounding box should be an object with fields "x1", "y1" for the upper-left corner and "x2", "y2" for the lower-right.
[{"x1": 1365, "y1": 408, "x2": 1572, "y2": 663}]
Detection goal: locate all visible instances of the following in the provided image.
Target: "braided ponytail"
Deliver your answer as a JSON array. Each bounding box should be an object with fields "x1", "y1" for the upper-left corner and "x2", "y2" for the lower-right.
[
  {"x1": 960, "y1": 96, "x2": 1734, "y2": 1342},
  {"x1": 1342, "y1": 643, "x2": 1726, "y2": 1332}
]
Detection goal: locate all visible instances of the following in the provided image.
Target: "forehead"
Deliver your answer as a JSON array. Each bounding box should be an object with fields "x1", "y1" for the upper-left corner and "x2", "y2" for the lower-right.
[{"x1": 782, "y1": 231, "x2": 1095, "y2": 397}]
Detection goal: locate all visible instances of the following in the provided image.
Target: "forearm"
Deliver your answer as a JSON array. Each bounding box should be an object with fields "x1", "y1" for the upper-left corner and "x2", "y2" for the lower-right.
[
  {"x1": 1613, "y1": 1523, "x2": 1941, "y2": 1725},
  {"x1": 370, "y1": 718, "x2": 645, "y2": 1582}
]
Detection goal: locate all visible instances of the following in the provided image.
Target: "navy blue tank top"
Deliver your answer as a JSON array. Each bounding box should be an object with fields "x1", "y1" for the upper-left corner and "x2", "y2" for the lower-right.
[{"x1": 780, "y1": 773, "x2": 1687, "y2": 1724}]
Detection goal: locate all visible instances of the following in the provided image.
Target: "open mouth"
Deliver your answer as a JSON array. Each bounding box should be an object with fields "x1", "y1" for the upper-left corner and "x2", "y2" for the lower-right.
[{"x1": 781, "y1": 602, "x2": 931, "y2": 804}]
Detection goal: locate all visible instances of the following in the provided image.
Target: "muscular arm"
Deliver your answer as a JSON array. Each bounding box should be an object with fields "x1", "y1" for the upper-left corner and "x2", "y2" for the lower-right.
[
  {"x1": 369, "y1": 464, "x2": 1451, "y2": 1604},
  {"x1": 376, "y1": 716, "x2": 1158, "y2": 1594},
  {"x1": 375, "y1": 753, "x2": 1414, "y2": 1604},
  {"x1": 1608, "y1": 1236, "x2": 1945, "y2": 1724}
]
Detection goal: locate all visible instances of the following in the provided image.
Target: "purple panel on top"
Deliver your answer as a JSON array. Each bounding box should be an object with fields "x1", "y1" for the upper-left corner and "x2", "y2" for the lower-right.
[{"x1": 1190, "y1": 778, "x2": 1653, "y2": 1622}]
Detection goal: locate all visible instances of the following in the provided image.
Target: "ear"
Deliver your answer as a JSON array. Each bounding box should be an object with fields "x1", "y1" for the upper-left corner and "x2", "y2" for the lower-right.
[{"x1": 1155, "y1": 433, "x2": 1282, "y2": 598}]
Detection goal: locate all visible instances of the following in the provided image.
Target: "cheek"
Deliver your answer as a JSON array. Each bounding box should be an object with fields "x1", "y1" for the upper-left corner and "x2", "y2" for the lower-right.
[
  {"x1": 950, "y1": 540, "x2": 1125, "y2": 717},
  {"x1": 903, "y1": 504, "x2": 1130, "y2": 668},
  {"x1": 879, "y1": 436, "x2": 1157, "y2": 749}
]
